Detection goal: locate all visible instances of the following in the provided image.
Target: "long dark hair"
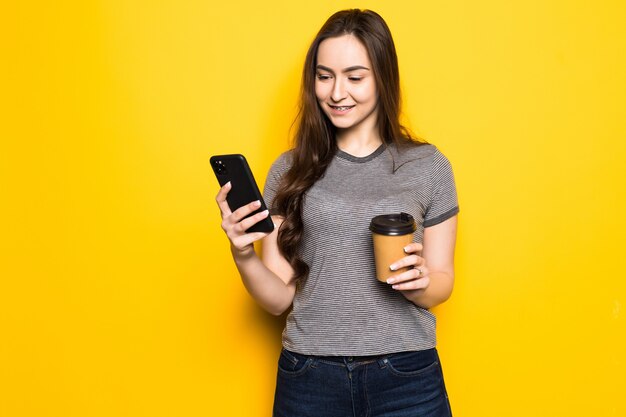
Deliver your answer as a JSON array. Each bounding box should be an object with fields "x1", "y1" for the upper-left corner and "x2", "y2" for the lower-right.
[{"x1": 274, "y1": 9, "x2": 424, "y2": 281}]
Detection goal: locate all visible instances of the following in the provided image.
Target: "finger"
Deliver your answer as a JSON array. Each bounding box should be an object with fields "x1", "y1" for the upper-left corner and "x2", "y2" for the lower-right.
[
  {"x1": 389, "y1": 254, "x2": 425, "y2": 272},
  {"x1": 230, "y1": 200, "x2": 263, "y2": 223},
  {"x1": 231, "y1": 231, "x2": 271, "y2": 250},
  {"x1": 215, "y1": 181, "x2": 232, "y2": 217},
  {"x1": 391, "y1": 276, "x2": 430, "y2": 291},
  {"x1": 387, "y1": 266, "x2": 430, "y2": 285},
  {"x1": 222, "y1": 207, "x2": 268, "y2": 234},
  {"x1": 235, "y1": 209, "x2": 270, "y2": 234},
  {"x1": 402, "y1": 242, "x2": 423, "y2": 254}
]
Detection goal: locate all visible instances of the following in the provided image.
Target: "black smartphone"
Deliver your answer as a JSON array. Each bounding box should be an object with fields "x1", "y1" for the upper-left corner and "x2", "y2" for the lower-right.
[{"x1": 210, "y1": 154, "x2": 274, "y2": 234}]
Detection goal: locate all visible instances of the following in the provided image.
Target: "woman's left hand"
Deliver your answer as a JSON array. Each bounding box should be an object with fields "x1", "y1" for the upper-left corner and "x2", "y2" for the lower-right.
[{"x1": 386, "y1": 242, "x2": 430, "y2": 292}]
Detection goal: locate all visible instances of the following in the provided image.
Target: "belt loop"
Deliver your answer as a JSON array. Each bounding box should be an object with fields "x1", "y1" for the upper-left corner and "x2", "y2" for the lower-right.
[{"x1": 377, "y1": 356, "x2": 389, "y2": 369}]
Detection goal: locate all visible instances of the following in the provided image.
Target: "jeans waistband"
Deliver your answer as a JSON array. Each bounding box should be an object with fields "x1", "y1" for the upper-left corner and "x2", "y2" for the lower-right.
[
  {"x1": 303, "y1": 348, "x2": 436, "y2": 366},
  {"x1": 318, "y1": 354, "x2": 386, "y2": 364}
]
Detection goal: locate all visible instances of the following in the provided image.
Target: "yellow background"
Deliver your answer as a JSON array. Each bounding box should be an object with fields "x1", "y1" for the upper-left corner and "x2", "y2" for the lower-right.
[{"x1": 2, "y1": 1, "x2": 625, "y2": 416}]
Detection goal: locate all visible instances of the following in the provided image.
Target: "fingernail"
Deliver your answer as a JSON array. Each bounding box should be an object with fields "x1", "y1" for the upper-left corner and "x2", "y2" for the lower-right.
[
  {"x1": 386, "y1": 278, "x2": 395, "y2": 284},
  {"x1": 403, "y1": 246, "x2": 409, "y2": 253},
  {"x1": 253, "y1": 200, "x2": 261, "y2": 207},
  {"x1": 389, "y1": 264, "x2": 397, "y2": 271},
  {"x1": 392, "y1": 285, "x2": 399, "y2": 290},
  {"x1": 261, "y1": 209, "x2": 269, "y2": 216},
  {"x1": 225, "y1": 181, "x2": 231, "y2": 188}
]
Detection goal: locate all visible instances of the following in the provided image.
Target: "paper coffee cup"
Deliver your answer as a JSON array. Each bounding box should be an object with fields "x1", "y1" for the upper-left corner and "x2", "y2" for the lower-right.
[{"x1": 369, "y1": 213, "x2": 417, "y2": 282}]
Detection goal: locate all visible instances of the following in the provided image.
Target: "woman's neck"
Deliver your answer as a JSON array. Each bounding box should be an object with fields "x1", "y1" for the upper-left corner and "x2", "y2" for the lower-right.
[{"x1": 336, "y1": 128, "x2": 382, "y2": 158}]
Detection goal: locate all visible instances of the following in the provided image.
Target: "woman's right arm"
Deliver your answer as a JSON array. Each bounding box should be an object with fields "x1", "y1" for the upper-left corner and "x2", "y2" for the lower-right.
[{"x1": 216, "y1": 182, "x2": 296, "y2": 316}]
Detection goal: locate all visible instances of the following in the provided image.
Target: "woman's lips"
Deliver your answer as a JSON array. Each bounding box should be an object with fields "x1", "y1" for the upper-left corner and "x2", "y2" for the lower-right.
[{"x1": 328, "y1": 104, "x2": 355, "y2": 115}]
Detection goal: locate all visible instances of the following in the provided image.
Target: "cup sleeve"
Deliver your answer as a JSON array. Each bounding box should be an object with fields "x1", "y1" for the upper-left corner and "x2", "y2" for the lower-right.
[{"x1": 423, "y1": 149, "x2": 459, "y2": 228}]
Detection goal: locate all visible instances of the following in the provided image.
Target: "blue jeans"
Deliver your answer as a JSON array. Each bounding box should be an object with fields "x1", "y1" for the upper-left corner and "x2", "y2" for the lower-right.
[{"x1": 273, "y1": 348, "x2": 452, "y2": 417}]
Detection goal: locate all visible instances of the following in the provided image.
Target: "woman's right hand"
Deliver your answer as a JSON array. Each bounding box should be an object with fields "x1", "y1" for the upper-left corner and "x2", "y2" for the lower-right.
[{"x1": 215, "y1": 181, "x2": 272, "y2": 256}]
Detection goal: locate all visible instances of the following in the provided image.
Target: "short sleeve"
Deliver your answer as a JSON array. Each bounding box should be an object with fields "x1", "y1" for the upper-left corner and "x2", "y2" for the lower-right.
[
  {"x1": 262, "y1": 151, "x2": 292, "y2": 216},
  {"x1": 423, "y1": 149, "x2": 459, "y2": 227}
]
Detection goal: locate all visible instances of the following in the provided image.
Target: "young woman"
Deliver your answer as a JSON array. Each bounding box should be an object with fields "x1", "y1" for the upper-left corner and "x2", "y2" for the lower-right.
[{"x1": 216, "y1": 9, "x2": 458, "y2": 417}]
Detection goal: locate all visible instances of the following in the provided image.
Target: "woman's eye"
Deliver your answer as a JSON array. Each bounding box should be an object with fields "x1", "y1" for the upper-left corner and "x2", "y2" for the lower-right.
[
  {"x1": 316, "y1": 74, "x2": 332, "y2": 80},
  {"x1": 349, "y1": 77, "x2": 363, "y2": 82}
]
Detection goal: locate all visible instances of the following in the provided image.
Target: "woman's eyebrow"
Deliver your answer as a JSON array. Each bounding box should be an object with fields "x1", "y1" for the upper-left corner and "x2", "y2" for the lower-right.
[{"x1": 316, "y1": 64, "x2": 371, "y2": 73}]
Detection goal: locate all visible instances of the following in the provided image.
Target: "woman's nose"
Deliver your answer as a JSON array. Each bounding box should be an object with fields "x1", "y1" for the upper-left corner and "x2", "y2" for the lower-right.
[{"x1": 331, "y1": 79, "x2": 347, "y2": 102}]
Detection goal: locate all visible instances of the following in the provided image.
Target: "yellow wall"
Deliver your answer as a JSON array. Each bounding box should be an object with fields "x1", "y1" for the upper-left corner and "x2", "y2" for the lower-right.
[{"x1": 2, "y1": 1, "x2": 625, "y2": 416}]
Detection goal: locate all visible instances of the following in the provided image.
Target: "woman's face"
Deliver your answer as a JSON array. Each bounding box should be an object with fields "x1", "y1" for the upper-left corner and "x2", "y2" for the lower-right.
[{"x1": 315, "y1": 34, "x2": 378, "y2": 133}]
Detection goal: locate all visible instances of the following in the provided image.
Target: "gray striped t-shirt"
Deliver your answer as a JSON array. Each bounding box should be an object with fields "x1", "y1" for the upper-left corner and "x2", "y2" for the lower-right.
[{"x1": 263, "y1": 143, "x2": 459, "y2": 356}]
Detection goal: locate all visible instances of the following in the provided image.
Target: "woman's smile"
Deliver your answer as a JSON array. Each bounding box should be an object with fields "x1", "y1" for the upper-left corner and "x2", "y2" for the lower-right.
[{"x1": 328, "y1": 104, "x2": 356, "y2": 114}]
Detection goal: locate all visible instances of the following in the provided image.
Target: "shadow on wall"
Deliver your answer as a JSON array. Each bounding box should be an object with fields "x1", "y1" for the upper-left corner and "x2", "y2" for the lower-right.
[
  {"x1": 246, "y1": 56, "x2": 300, "y2": 350},
  {"x1": 258, "y1": 55, "x2": 302, "y2": 173},
  {"x1": 244, "y1": 45, "x2": 308, "y2": 352},
  {"x1": 244, "y1": 297, "x2": 289, "y2": 350}
]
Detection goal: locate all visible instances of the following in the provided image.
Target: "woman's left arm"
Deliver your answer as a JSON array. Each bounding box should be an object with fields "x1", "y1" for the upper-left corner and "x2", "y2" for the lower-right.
[{"x1": 386, "y1": 215, "x2": 458, "y2": 309}]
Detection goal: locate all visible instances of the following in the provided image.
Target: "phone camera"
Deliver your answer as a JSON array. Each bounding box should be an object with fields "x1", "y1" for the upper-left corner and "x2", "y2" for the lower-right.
[{"x1": 213, "y1": 160, "x2": 227, "y2": 175}]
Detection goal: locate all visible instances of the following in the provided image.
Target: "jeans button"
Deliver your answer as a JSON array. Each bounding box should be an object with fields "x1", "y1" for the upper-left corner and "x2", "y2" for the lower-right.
[{"x1": 348, "y1": 357, "x2": 353, "y2": 362}]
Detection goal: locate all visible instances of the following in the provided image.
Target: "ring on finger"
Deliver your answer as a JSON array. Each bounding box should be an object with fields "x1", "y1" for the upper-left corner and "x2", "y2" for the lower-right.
[{"x1": 416, "y1": 267, "x2": 423, "y2": 277}]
